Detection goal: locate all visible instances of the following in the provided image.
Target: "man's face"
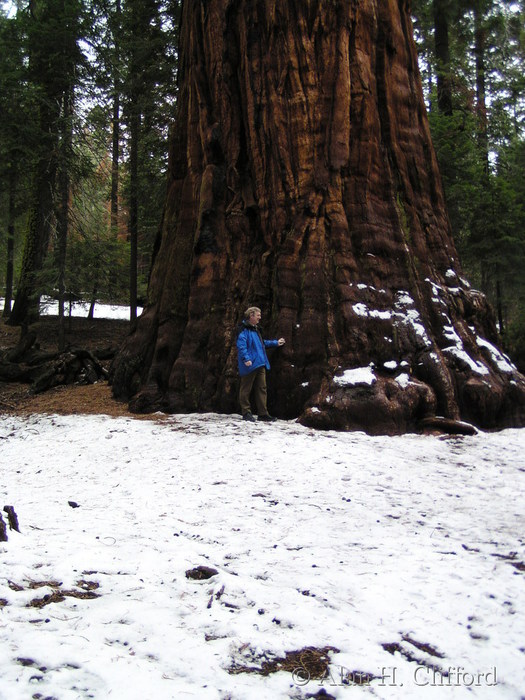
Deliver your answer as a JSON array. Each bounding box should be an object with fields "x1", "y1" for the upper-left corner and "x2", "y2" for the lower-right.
[{"x1": 249, "y1": 310, "x2": 261, "y2": 325}]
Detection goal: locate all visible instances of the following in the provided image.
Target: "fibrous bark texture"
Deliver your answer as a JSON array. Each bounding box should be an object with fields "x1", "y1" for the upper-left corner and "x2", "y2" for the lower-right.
[{"x1": 111, "y1": 0, "x2": 525, "y2": 434}]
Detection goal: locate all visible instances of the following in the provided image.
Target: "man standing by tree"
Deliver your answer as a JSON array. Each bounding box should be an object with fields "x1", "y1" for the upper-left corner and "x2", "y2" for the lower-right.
[{"x1": 236, "y1": 307, "x2": 285, "y2": 422}]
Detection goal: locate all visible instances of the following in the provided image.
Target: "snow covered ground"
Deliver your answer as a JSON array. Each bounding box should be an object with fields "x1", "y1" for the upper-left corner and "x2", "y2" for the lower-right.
[
  {"x1": 0, "y1": 297, "x2": 140, "y2": 320},
  {"x1": 1, "y1": 412, "x2": 524, "y2": 699}
]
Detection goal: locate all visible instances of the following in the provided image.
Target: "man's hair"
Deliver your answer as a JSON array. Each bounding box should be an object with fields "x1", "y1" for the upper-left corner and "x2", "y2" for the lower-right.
[{"x1": 244, "y1": 306, "x2": 261, "y2": 319}]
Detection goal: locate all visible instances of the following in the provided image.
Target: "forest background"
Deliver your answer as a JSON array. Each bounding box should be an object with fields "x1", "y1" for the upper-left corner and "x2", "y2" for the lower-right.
[{"x1": 0, "y1": 0, "x2": 524, "y2": 367}]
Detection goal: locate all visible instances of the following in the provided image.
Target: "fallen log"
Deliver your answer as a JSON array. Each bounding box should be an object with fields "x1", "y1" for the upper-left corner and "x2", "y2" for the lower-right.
[
  {"x1": 4, "y1": 332, "x2": 36, "y2": 363},
  {"x1": 0, "y1": 347, "x2": 108, "y2": 394},
  {"x1": 420, "y1": 416, "x2": 478, "y2": 436},
  {"x1": 0, "y1": 361, "x2": 31, "y2": 382},
  {"x1": 30, "y1": 349, "x2": 107, "y2": 394}
]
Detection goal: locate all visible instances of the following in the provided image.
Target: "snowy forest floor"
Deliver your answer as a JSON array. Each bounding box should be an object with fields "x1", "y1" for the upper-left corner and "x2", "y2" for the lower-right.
[
  {"x1": 0, "y1": 315, "x2": 133, "y2": 417},
  {"x1": 1, "y1": 314, "x2": 525, "y2": 700}
]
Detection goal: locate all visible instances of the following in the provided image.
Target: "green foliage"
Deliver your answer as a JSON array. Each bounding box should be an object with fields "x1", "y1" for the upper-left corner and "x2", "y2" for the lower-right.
[
  {"x1": 493, "y1": 138, "x2": 525, "y2": 342},
  {"x1": 0, "y1": 0, "x2": 180, "y2": 317},
  {"x1": 119, "y1": 0, "x2": 179, "y2": 305},
  {"x1": 0, "y1": 10, "x2": 35, "y2": 294},
  {"x1": 412, "y1": 0, "x2": 525, "y2": 357},
  {"x1": 42, "y1": 104, "x2": 130, "y2": 303},
  {"x1": 428, "y1": 106, "x2": 485, "y2": 250},
  {"x1": 506, "y1": 313, "x2": 525, "y2": 373}
]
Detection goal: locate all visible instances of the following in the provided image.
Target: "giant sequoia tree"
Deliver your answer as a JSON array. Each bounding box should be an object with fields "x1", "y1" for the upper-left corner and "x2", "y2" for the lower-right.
[{"x1": 111, "y1": 0, "x2": 525, "y2": 433}]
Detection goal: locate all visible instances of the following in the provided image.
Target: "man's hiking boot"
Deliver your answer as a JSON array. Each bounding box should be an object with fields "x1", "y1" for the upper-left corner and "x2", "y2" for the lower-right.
[
  {"x1": 258, "y1": 414, "x2": 277, "y2": 422},
  {"x1": 243, "y1": 412, "x2": 256, "y2": 422}
]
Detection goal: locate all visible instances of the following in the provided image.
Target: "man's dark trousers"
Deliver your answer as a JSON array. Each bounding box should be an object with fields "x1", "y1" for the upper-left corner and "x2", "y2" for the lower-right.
[{"x1": 239, "y1": 366, "x2": 268, "y2": 416}]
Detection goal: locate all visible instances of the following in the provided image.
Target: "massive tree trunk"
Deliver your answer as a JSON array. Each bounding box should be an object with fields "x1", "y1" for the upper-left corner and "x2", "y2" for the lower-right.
[{"x1": 111, "y1": 0, "x2": 525, "y2": 434}]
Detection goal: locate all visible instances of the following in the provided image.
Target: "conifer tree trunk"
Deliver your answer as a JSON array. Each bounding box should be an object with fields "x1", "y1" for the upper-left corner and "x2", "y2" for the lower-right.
[
  {"x1": 433, "y1": 0, "x2": 453, "y2": 115},
  {"x1": 474, "y1": 2, "x2": 489, "y2": 174},
  {"x1": 9, "y1": 101, "x2": 59, "y2": 325},
  {"x1": 57, "y1": 88, "x2": 73, "y2": 351},
  {"x1": 111, "y1": 0, "x2": 525, "y2": 433},
  {"x1": 2, "y1": 167, "x2": 16, "y2": 318},
  {"x1": 111, "y1": 94, "x2": 120, "y2": 236},
  {"x1": 9, "y1": 0, "x2": 81, "y2": 327},
  {"x1": 473, "y1": 2, "x2": 501, "y2": 317},
  {"x1": 128, "y1": 103, "x2": 139, "y2": 327},
  {"x1": 110, "y1": 0, "x2": 121, "y2": 239}
]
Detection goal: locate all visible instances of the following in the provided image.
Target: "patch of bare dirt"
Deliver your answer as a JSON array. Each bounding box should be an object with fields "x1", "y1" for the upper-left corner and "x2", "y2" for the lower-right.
[
  {"x1": 228, "y1": 645, "x2": 340, "y2": 678},
  {"x1": 0, "y1": 316, "x2": 147, "y2": 418}
]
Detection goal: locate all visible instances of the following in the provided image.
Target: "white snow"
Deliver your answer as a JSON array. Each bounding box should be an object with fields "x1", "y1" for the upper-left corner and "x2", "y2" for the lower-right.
[
  {"x1": 425, "y1": 279, "x2": 448, "y2": 307},
  {"x1": 395, "y1": 291, "x2": 414, "y2": 307},
  {"x1": 353, "y1": 283, "x2": 387, "y2": 295},
  {"x1": 333, "y1": 365, "x2": 376, "y2": 387},
  {"x1": 442, "y1": 326, "x2": 490, "y2": 376},
  {"x1": 352, "y1": 303, "x2": 369, "y2": 317},
  {"x1": 393, "y1": 293, "x2": 432, "y2": 348},
  {"x1": 443, "y1": 326, "x2": 464, "y2": 347},
  {"x1": 40, "y1": 297, "x2": 143, "y2": 320},
  {"x1": 394, "y1": 373, "x2": 411, "y2": 388},
  {"x1": 350, "y1": 302, "x2": 397, "y2": 322},
  {"x1": 476, "y1": 337, "x2": 516, "y2": 373},
  {"x1": 371, "y1": 310, "x2": 392, "y2": 320},
  {"x1": 352, "y1": 303, "x2": 391, "y2": 321},
  {"x1": 1, "y1": 413, "x2": 524, "y2": 699},
  {"x1": 0, "y1": 297, "x2": 142, "y2": 320},
  {"x1": 400, "y1": 309, "x2": 431, "y2": 345},
  {"x1": 443, "y1": 347, "x2": 490, "y2": 376}
]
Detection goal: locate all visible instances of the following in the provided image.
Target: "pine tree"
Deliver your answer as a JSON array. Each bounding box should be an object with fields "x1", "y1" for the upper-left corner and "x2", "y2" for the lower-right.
[
  {"x1": 412, "y1": 0, "x2": 525, "y2": 347},
  {"x1": 120, "y1": 0, "x2": 178, "y2": 323},
  {"x1": 0, "y1": 10, "x2": 34, "y2": 317},
  {"x1": 9, "y1": 0, "x2": 84, "y2": 326}
]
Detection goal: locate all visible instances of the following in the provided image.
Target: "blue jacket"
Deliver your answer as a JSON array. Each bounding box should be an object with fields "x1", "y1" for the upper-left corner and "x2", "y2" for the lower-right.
[{"x1": 236, "y1": 322, "x2": 279, "y2": 377}]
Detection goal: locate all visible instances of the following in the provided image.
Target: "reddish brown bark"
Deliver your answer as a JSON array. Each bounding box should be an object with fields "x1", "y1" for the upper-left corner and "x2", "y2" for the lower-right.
[{"x1": 111, "y1": 0, "x2": 525, "y2": 433}]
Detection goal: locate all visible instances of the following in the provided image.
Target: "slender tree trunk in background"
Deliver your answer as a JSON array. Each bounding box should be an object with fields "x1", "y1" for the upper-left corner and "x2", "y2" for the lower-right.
[
  {"x1": 126, "y1": 0, "x2": 143, "y2": 330},
  {"x1": 9, "y1": 0, "x2": 80, "y2": 327},
  {"x1": 57, "y1": 89, "x2": 72, "y2": 351},
  {"x1": 110, "y1": 0, "x2": 121, "y2": 238},
  {"x1": 111, "y1": 0, "x2": 525, "y2": 433},
  {"x1": 128, "y1": 103, "x2": 139, "y2": 328},
  {"x1": 109, "y1": 91, "x2": 120, "y2": 303},
  {"x1": 105, "y1": 0, "x2": 122, "y2": 304},
  {"x1": 2, "y1": 167, "x2": 16, "y2": 318},
  {"x1": 88, "y1": 284, "x2": 98, "y2": 319},
  {"x1": 433, "y1": 0, "x2": 453, "y2": 115},
  {"x1": 473, "y1": 3, "x2": 496, "y2": 302},
  {"x1": 9, "y1": 98, "x2": 59, "y2": 325},
  {"x1": 474, "y1": 3, "x2": 489, "y2": 174},
  {"x1": 111, "y1": 94, "x2": 120, "y2": 233},
  {"x1": 427, "y1": 61, "x2": 433, "y2": 111},
  {"x1": 496, "y1": 278, "x2": 504, "y2": 336}
]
